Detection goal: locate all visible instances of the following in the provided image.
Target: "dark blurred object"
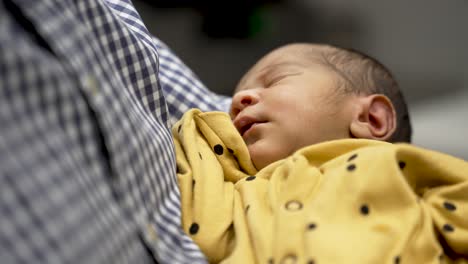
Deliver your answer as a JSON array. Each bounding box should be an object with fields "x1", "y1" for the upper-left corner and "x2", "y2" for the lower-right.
[{"x1": 139, "y1": 0, "x2": 282, "y2": 38}]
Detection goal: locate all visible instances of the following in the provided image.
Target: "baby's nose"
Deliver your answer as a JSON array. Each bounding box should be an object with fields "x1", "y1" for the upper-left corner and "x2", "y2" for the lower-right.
[{"x1": 230, "y1": 90, "x2": 260, "y2": 118}]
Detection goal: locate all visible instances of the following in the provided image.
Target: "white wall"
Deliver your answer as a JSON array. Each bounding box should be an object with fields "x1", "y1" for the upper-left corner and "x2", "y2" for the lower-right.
[{"x1": 410, "y1": 88, "x2": 468, "y2": 160}]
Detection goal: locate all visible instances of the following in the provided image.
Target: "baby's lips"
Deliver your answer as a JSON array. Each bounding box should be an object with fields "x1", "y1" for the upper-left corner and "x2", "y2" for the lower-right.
[{"x1": 233, "y1": 115, "x2": 258, "y2": 135}]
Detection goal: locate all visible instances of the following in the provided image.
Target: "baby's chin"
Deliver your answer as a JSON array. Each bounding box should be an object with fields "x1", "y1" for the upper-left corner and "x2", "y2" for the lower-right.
[{"x1": 248, "y1": 141, "x2": 287, "y2": 170}]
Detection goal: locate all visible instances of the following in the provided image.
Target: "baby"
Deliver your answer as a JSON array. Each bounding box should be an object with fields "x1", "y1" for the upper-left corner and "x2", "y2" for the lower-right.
[
  {"x1": 172, "y1": 43, "x2": 468, "y2": 264},
  {"x1": 229, "y1": 43, "x2": 411, "y2": 170}
]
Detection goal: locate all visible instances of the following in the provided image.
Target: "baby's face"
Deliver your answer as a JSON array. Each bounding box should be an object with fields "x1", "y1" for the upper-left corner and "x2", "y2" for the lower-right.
[{"x1": 230, "y1": 44, "x2": 358, "y2": 169}]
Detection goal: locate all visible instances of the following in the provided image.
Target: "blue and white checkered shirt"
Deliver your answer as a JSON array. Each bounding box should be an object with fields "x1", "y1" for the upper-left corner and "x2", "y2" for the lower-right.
[{"x1": 0, "y1": 0, "x2": 231, "y2": 263}]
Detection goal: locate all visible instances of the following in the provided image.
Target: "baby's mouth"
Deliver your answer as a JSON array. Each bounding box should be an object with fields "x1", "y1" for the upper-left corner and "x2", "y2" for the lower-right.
[
  {"x1": 233, "y1": 116, "x2": 265, "y2": 137},
  {"x1": 240, "y1": 122, "x2": 255, "y2": 136}
]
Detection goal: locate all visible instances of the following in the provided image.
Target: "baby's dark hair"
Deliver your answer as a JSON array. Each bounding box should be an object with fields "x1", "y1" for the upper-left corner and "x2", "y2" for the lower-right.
[{"x1": 313, "y1": 44, "x2": 412, "y2": 143}]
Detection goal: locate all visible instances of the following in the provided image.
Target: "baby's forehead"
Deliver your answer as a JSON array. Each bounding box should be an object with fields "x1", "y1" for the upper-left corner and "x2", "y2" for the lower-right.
[
  {"x1": 236, "y1": 47, "x2": 332, "y2": 89},
  {"x1": 236, "y1": 61, "x2": 303, "y2": 91},
  {"x1": 257, "y1": 45, "x2": 333, "y2": 73}
]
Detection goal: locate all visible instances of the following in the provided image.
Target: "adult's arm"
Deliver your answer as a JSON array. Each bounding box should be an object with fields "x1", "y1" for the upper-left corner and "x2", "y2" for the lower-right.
[{"x1": 105, "y1": 0, "x2": 232, "y2": 126}]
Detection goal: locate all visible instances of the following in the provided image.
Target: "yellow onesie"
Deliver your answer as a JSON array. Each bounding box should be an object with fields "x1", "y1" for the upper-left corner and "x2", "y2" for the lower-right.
[{"x1": 172, "y1": 109, "x2": 468, "y2": 264}]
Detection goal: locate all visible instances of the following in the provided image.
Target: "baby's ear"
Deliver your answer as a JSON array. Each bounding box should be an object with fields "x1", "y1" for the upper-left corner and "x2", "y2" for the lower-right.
[{"x1": 349, "y1": 94, "x2": 396, "y2": 141}]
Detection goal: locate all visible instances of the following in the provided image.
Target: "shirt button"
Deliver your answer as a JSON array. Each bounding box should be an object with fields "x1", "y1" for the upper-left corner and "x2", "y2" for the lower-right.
[
  {"x1": 280, "y1": 254, "x2": 297, "y2": 264},
  {"x1": 285, "y1": 200, "x2": 303, "y2": 211},
  {"x1": 147, "y1": 224, "x2": 158, "y2": 241}
]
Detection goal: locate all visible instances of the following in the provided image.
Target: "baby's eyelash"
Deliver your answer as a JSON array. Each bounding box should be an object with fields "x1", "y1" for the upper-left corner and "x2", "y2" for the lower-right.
[
  {"x1": 264, "y1": 72, "x2": 302, "y2": 87},
  {"x1": 265, "y1": 75, "x2": 287, "y2": 86}
]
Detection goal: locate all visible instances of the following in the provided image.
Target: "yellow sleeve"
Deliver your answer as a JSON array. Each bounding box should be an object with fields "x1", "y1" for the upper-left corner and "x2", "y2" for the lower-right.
[
  {"x1": 172, "y1": 109, "x2": 257, "y2": 263},
  {"x1": 395, "y1": 144, "x2": 468, "y2": 261}
]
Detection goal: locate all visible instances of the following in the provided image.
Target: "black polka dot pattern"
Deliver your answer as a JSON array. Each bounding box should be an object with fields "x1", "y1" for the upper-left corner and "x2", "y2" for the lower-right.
[
  {"x1": 398, "y1": 161, "x2": 406, "y2": 169},
  {"x1": 307, "y1": 223, "x2": 317, "y2": 230},
  {"x1": 443, "y1": 201, "x2": 456, "y2": 211},
  {"x1": 360, "y1": 204, "x2": 370, "y2": 215},
  {"x1": 178, "y1": 123, "x2": 458, "y2": 262},
  {"x1": 443, "y1": 224, "x2": 454, "y2": 232},
  {"x1": 214, "y1": 144, "x2": 224, "y2": 155},
  {"x1": 347, "y1": 164, "x2": 356, "y2": 171},
  {"x1": 189, "y1": 223, "x2": 199, "y2": 235},
  {"x1": 348, "y1": 153, "x2": 358, "y2": 162}
]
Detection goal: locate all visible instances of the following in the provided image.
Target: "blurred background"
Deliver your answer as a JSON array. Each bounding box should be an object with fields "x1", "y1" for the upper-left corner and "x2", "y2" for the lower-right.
[{"x1": 134, "y1": 0, "x2": 468, "y2": 160}]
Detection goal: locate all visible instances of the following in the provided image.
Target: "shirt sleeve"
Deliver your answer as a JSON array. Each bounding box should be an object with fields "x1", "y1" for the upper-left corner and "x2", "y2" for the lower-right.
[{"x1": 105, "y1": 0, "x2": 231, "y2": 126}]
